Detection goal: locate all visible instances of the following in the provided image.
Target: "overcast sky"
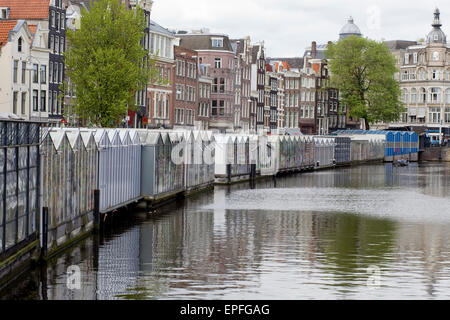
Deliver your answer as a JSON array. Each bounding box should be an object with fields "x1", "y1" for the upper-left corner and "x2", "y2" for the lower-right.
[{"x1": 151, "y1": 0, "x2": 450, "y2": 57}]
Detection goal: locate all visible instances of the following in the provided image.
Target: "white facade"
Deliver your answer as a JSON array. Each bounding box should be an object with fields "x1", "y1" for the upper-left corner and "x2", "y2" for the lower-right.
[
  {"x1": 0, "y1": 20, "x2": 50, "y2": 121},
  {"x1": 387, "y1": 9, "x2": 450, "y2": 136}
]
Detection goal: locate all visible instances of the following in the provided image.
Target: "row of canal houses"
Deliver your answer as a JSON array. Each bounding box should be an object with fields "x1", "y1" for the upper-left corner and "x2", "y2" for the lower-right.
[{"x1": 0, "y1": 0, "x2": 362, "y2": 135}]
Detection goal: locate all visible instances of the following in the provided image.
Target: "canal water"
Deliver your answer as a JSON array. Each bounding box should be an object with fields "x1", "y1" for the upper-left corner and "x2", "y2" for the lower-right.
[{"x1": 1, "y1": 163, "x2": 450, "y2": 300}]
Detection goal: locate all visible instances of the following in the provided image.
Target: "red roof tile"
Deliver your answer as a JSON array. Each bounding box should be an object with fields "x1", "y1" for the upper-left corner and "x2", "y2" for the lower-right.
[
  {"x1": 0, "y1": 0, "x2": 49, "y2": 20},
  {"x1": 0, "y1": 20, "x2": 17, "y2": 48}
]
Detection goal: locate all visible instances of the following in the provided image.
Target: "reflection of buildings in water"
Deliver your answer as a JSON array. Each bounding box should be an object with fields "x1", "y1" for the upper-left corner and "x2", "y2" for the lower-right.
[
  {"x1": 394, "y1": 223, "x2": 450, "y2": 297},
  {"x1": 313, "y1": 213, "x2": 397, "y2": 286},
  {"x1": 96, "y1": 227, "x2": 139, "y2": 300},
  {"x1": 45, "y1": 239, "x2": 98, "y2": 300}
]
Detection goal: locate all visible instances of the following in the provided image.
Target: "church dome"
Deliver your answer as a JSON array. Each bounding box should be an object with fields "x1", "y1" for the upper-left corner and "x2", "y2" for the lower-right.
[
  {"x1": 339, "y1": 17, "x2": 362, "y2": 40},
  {"x1": 427, "y1": 8, "x2": 447, "y2": 44}
]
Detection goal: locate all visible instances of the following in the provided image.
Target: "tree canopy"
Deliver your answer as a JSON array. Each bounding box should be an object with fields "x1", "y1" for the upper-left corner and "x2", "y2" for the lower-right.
[
  {"x1": 325, "y1": 36, "x2": 405, "y2": 129},
  {"x1": 65, "y1": 0, "x2": 159, "y2": 127}
]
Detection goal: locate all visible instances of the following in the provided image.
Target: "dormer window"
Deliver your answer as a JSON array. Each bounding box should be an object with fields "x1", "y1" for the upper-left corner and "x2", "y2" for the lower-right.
[
  {"x1": 18, "y1": 37, "x2": 22, "y2": 52},
  {"x1": 1, "y1": 8, "x2": 8, "y2": 19},
  {"x1": 212, "y1": 37, "x2": 223, "y2": 48}
]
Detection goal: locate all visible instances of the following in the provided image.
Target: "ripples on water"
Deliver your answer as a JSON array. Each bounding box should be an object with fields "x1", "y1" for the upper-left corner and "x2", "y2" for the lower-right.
[{"x1": 1, "y1": 163, "x2": 450, "y2": 300}]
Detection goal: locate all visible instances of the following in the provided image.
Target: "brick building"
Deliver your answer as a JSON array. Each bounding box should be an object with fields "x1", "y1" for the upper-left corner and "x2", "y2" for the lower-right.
[
  {"x1": 178, "y1": 30, "x2": 236, "y2": 132},
  {"x1": 197, "y1": 64, "x2": 212, "y2": 130},
  {"x1": 147, "y1": 20, "x2": 177, "y2": 128},
  {"x1": 173, "y1": 45, "x2": 198, "y2": 129}
]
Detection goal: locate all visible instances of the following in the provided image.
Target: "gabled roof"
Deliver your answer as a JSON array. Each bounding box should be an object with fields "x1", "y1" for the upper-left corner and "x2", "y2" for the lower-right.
[
  {"x1": 0, "y1": 0, "x2": 50, "y2": 20},
  {"x1": 68, "y1": 0, "x2": 94, "y2": 11},
  {"x1": 383, "y1": 40, "x2": 418, "y2": 50},
  {"x1": 150, "y1": 20, "x2": 175, "y2": 38},
  {"x1": 178, "y1": 34, "x2": 233, "y2": 52},
  {"x1": 267, "y1": 57, "x2": 304, "y2": 70},
  {"x1": 0, "y1": 20, "x2": 17, "y2": 48}
]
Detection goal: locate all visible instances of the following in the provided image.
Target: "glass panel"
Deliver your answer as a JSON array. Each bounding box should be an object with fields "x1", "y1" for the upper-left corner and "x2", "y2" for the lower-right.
[
  {"x1": 7, "y1": 148, "x2": 16, "y2": 171},
  {"x1": 29, "y1": 146, "x2": 38, "y2": 167},
  {"x1": 5, "y1": 221, "x2": 15, "y2": 249},
  {"x1": 6, "y1": 195, "x2": 17, "y2": 223},
  {"x1": 18, "y1": 147, "x2": 27, "y2": 169},
  {"x1": 29, "y1": 167, "x2": 37, "y2": 190},
  {"x1": 29, "y1": 190, "x2": 36, "y2": 233},
  {"x1": 6, "y1": 172, "x2": 17, "y2": 197},
  {"x1": 18, "y1": 169, "x2": 27, "y2": 193},
  {"x1": 0, "y1": 148, "x2": 4, "y2": 167},
  {"x1": 18, "y1": 193, "x2": 26, "y2": 220},
  {"x1": 17, "y1": 216, "x2": 26, "y2": 242}
]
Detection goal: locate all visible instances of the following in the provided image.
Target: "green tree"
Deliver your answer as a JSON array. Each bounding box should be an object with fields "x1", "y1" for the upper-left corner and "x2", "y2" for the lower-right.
[
  {"x1": 325, "y1": 36, "x2": 405, "y2": 130},
  {"x1": 64, "y1": 0, "x2": 160, "y2": 127}
]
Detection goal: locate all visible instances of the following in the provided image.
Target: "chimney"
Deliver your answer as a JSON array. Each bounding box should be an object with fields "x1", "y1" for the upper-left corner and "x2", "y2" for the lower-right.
[{"x1": 311, "y1": 41, "x2": 317, "y2": 59}]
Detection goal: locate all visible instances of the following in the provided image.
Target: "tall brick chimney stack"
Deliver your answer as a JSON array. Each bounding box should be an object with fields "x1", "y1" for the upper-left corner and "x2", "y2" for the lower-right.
[{"x1": 311, "y1": 41, "x2": 317, "y2": 58}]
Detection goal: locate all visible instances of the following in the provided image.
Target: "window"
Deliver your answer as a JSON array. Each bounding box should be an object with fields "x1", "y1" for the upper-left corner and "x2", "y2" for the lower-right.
[
  {"x1": 21, "y1": 61, "x2": 26, "y2": 84},
  {"x1": 404, "y1": 53, "x2": 409, "y2": 65},
  {"x1": 60, "y1": 37, "x2": 64, "y2": 53},
  {"x1": 40, "y1": 90, "x2": 46, "y2": 111},
  {"x1": 13, "y1": 60, "x2": 18, "y2": 83},
  {"x1": 54, "y1": 63, "x2": 58, "y2": 83},
  {"x1": 53, "y1": 91, "x2": 57, "y2": 114},
  {"x1": 432, "y1": 69, "x2": 438, "y2": 80},
  {"x1": 402, "y1": 89, "x2": 408, "y2": 103},
  {"x1": 32, "y1": 90, "x2": 38, "y2": 111},
  {"x1": 413, "y1": 52, "x2": 418, "y2": 64},
  {"x1": 21, "y1": 92, "x2": 26, "y2": 115},
  {"x1": 50, "y1": 35, "x2": 54, "y2": 52},
  {"x1": 55, "y1": 36, "x2": 59, "y2": 54},
  {"x1": 214, "y1": 58, "x2": 222, "y2": 69},
  {"x1": 402, "y1": 70, "x2": 408, "y2": 81},
  {"x1": 212, "y1": 38, "x2": 223, "y2": 48},
  {"x1": 420, "y1": 88, "x2": 426, "y2": 103},
  {"x1": 49, "y1": 62, "x2": 53, "y2": 83},
  {"x1": 18, "y1": 37, "x2": 22, "y2": 52},
  {"x1": 51, "y1": 10, "x2": 55, "y2": 27},
  {"x1": 1, "y1": 8, "x2": 7, "y2": 19},
  {"x1": 220, "y1": 78, "x2": 225, "y2": 93},
  {"x1": 445, "y1": 107, "x2": 450, "y2": 123},
  {"x1": 61, "y1": 13, "x2": 65, "y2": 30},
  {"x1": 32, "y1": 64, "x2": 38, "y2": 83},
  {"x1": 48, "y1": 90, "x2": 52, "y2": 113},
  {"x1": 429, "y1": 107, "x2": 441, "y2": 123},
  {"x1": 13, "y1": 91, "x2": 18, "y2": 114},
  {"x1": 56, "y1": 12, "x2": 60, "y2": 30},
  {"x1": 40, "y1": 65, "x2": 46, "y2": 84},
  {"x1": 411, "y1": 89, "x2": 417, "y2": 104},
  {"x1": 213, "y1": 78, "x2": 218, "y2": 93},
  {"x1": 430, "y1": 88, "x2": 440, "y2": 103}
]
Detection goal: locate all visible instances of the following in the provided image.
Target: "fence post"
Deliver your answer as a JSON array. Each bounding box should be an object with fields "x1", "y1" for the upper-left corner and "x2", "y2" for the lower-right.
[{"x1": 94, "y1": 189, "x2": 100, "y2": 232}]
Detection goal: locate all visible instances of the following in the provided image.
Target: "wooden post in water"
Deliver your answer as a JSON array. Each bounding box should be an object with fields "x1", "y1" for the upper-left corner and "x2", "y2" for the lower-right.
[
  {"x1": 94, "y1": 189, "x2": 100, "y2": 232},
  {"x1": 227, "y1": 164, "x2": 232, "y2": 184},
  {"x1": 40, "y1": 207, "x2": 48, "y2": 259}
]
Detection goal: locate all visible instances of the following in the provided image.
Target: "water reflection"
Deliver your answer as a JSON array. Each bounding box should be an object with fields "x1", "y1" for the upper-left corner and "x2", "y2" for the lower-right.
[{"x1": 1, "y1": 163, "x2": 450, "y2": 300}]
